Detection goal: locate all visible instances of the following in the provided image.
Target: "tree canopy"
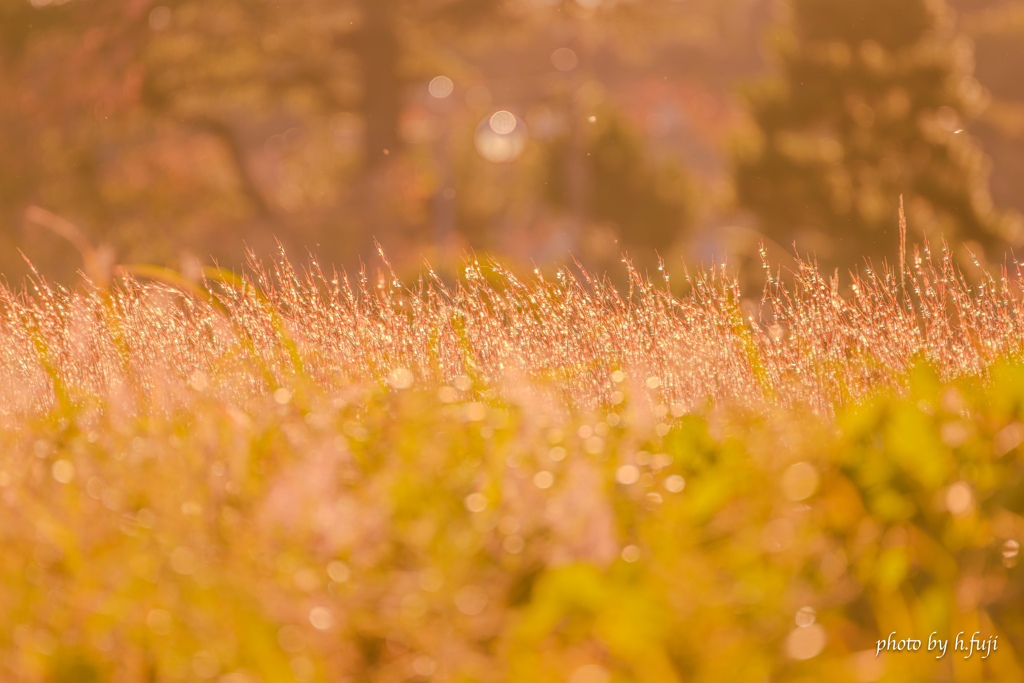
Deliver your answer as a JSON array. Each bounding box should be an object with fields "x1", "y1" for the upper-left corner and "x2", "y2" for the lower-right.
[{"x1": 734, "y1": 0, "x2": 1022, "y2": 272}]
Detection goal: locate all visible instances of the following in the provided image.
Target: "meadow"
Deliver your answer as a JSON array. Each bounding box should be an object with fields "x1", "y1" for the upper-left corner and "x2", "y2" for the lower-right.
[{"x1": 1, "y1": 243, "x2": 1023, "y2": 682}]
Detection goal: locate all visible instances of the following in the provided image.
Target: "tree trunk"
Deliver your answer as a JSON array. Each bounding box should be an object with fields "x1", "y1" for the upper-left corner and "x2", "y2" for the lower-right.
[{"x1": 358, "y1": 0, "x2": 401, "y2": 171}]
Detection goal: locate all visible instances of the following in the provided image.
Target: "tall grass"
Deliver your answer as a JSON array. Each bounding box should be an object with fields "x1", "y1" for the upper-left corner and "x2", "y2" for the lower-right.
[
  {"x1": 2, "y1": 242, "x2": 1023, "y2": 421},
  {"x1": 1, "y1": 244, "x2": 1023, "y2": 682}
]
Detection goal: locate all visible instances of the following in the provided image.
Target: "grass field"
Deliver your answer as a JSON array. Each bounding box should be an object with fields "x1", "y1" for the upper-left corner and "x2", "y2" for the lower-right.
[{"x1": 1, "y1": 244, "x2": 1024, "y2": 682}]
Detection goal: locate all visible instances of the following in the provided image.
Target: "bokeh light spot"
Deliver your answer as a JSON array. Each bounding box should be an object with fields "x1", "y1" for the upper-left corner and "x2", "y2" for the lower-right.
[
  {"x1": 465, "y1": 492, "x2": 488, "y2": 512},
  {"x1": 795, "y1": 606, "x2": 817, "y2": 627},
  {"x1": 503, "y1": 535, "x2": 525, "y2": 554},
  {"x1": 413, "y1": 656, "x2": 437, "y2": 676},
  {"x1": 616, "y1": 464, "x2": 640, "y2": 485},
  {"x1": 420, "y1": 568, "x2": 444, "y2": 592},
  {"x1": 428, "y1": 76, "x2": 454, "y2": 99},
  {"x1": 489, "y1": 111, "x2": 518, "y2": 135},
  {"x1": 149, "y1": 6, "x2": 171, "y2": 31},
  {"x1": 1003, "y1": 539, "x2": 1019, "y2": 567},
  {"x1": 327, "y1": 560, "x2": 350, "y2": 583},
  {"x1": 782, "y1": 462, "x2": 819, "y2": 501},
  {"x1": 388, "y1": 367, "x2": 413, "y2": 389},
  {"x1": 551, "y1": 48, "x2": 578, "y2": 72},
  {"x1": 464, "y1": 402, "x2": 487, "y2": 421},
  {"x1": 946, "y1": 481, "x2": 974, "y2": 516},
  {"x1": 455, "y1": 585, "x2": 488, "y2": 615},
  {"x1": 51, "y1": 459, "x2": 75, "y2": 484},
  {"x1": 786, "y1": 623, "x2": 826, "y2": 660},
  {"x1": 309, "y1": 606, "x2": 334, "y2": 631},
  {"x1": 277, "y1": 625, "x2": 303, "y2": 653}
]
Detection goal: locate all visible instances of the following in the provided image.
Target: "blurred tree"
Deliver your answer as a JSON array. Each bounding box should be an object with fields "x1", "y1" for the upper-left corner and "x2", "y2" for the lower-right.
[
  {"x1": 344, "y1": 0, "x2": 507, "y2": 168},
  {"x1": 543, "y1": 112, "x2": 696, "y2": 254},
  {"x1": 734, "y1": 0, "x2": 1022, "y2": 272},
  {"x1": 0, "y1": 0, "x2": 510, "y2": 275},
  {"x1": 955, "y1": 0, "x2": 1024, "y2": 220},
  {"x1": 0, "y1": 0, "x2": 745, "y2": 280}
]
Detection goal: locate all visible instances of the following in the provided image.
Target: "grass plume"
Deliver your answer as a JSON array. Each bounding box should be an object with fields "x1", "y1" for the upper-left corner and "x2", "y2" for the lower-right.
[{"x1": 1, "y1": 243, "x2": 1023, "y2": 422}]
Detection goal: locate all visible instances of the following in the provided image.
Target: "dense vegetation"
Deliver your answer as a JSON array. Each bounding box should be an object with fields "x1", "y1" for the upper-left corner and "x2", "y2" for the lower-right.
[
  {"x1": 735, "y1": 0, "x2": 1022, "y2": 271},
  {"x1": 2, "y1": 247, "x2": 1024, "y2": 682}
]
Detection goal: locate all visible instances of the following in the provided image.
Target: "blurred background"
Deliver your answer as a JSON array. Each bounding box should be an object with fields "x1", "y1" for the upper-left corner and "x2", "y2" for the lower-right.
[{"x1": 4, "y1": 0, "x2": 1024, "y2": 284}]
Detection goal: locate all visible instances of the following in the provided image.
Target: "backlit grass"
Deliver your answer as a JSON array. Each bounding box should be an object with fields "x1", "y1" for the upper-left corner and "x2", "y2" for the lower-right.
[{"x1": 1, "y1": 244, "x2": 1023, "y2": 682}]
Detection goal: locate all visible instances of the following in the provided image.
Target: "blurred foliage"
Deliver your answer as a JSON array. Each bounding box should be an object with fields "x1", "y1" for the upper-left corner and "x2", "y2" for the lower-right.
[
  {"x1": 2, "y1": 245, "x2": 1024, "y2": 680},
  {"x1": 7, "y1": 0, "x2": 1024, "y2": 284},
  {"x1": 734, "y1": 0, "x2": 1023, "y2": 271},
  {"x1": 0, "y1": 0, "x2": 509, "y2": 271},
  {"x1": 956, "y1": 0, "x2": 1024, "y2": 223},
  {"x1": 3, "y1": 356, "x2": 1024, "y2": 681},
  {"x1": 0, "y1": 0, "x2": 716, "y2": 282},
  {"x1": 543, "y1": 110, "x2": 697, "y2": 254}
]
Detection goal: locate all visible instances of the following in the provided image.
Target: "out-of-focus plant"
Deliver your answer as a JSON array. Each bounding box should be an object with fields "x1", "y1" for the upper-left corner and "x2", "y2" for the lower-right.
[
  {"x1": 542, "y1": 109, "x2": 698, "y2": 255},
  {"x1": 958, "y1": 0, "x2": 1024, "y2": 223},
  {"x1": 2, "y1": 245, "x2": 1024, "y2": 680},
  {"x1": 0, "y1": 0, "x2": 711, "y2": 281},
  {"x1": 734, "y1": 0, "x2": 1023, "y2": 271}
]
